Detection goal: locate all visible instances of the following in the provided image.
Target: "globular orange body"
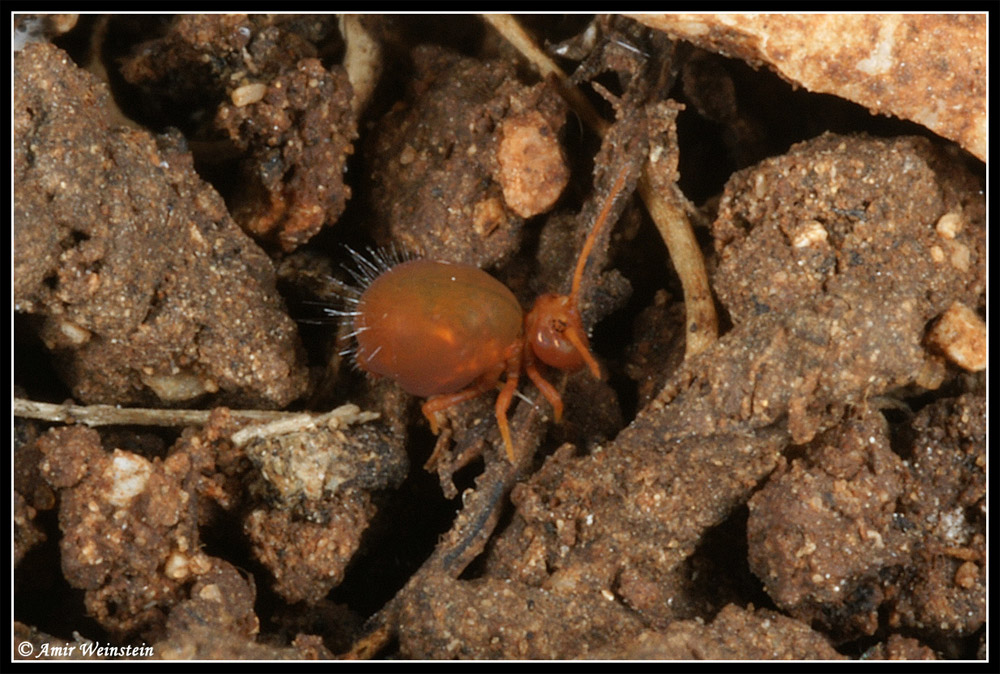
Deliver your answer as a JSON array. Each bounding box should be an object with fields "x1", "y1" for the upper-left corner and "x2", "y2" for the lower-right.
[
  {"x1": 354, "y1": 259, "x2": 523, "y2": 397},
  {"x1": 349, "y1": 165, "x2": 628, "y2": 462}
]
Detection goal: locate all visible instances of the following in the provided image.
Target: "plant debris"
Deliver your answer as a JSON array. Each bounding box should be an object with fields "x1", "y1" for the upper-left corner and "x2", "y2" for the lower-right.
[{"x1": 14, "y1": 13, "x2": 985, "y2": 662}]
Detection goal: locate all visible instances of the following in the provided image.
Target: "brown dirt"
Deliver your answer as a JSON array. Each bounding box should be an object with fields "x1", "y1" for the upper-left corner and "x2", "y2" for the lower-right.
[{"x1": 14, "y1": 14, "x2": 985, "y2": 661}]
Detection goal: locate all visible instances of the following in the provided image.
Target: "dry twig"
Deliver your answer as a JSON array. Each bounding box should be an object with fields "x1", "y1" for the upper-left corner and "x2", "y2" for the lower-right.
[
  {"x1": 482, "y1": 13, "x2": 718, "y2": 357},
  {"x1": 13, "y1": 398, "x2": 378, "y2": 444}
]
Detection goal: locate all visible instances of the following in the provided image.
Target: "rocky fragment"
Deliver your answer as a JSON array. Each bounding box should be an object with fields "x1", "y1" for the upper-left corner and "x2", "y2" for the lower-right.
[{"x1": 14, "y1": 42, "x2": 308, "y2": 408}]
